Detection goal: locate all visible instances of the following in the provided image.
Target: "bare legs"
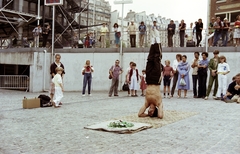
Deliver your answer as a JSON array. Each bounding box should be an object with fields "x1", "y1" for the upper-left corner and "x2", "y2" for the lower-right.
[{"x1": 178, "y1": 89, "x2": 187, "y2": 98}]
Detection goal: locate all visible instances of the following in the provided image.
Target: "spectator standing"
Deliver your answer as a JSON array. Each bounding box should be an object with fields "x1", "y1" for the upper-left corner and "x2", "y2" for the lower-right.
[
  {"x1": 208, "y1": 17, "x2": 215, "y2": 47},
  {"x1": 109, "y1": 60, "x2": 123, "y2": 97},
  {"x1": 233, "y1": 15, "x2": 240, "y2": 47},
  {"x1": 205, "y1": 50, "x2": 220, "y2": 100},
  {"x1": 163, "y1": 60, "x2": 173, "y2": 98},
  {"x1": 167, "y1": 20, "x2": 176, "y2": 47},
  {"x1": 126, "y1": 61, "x2": 134, "y2": 96},
  {"x1": 213, "y1": 17, "x2": 224, "y2": 47},
  {"x1": 222, "y1": 18, "x2": 230, "y2": 47},
  {"x1": 196, "y1": 18, "x2": 203, "y2": 47},
  {"x1": 50, "y1": 54, "x2": 65, "y2": 104},
  {"x1": 191, "y1": 52, "x2": 200, "y2": 98},
  {"x1": 52, "y1": 67, "x2": 64, "y2": 108},
  {"x1": 100, "y1": 23, "x2": 109, "y2": 48},
  {"x1": 42, "y1": 24, "x2": 51, "y2": 48},
  {"x1": 198, "y1": 52, "x2": 209, "y2": 98},
  {"x1": 129, "y1": 63, "x2": 139, "y2": 97},
  {"x1": 170, "y1": 54, "x2": 182, "y2": 97},
  {"x1": 179, "y1": 20, "x2": 186, "y2": 47},
  {"x1": 127, "y1": 21, "x2": 137, "y2": 47},
  {"x1": 72, "y1": 33, "x2": 79, "y2": 48},
  {"x1": 139, "y1": 21, "x2": 146, "y2": 48},
  {"x1": 81, "y1": 60, "x2": 94, "y2": 96},
  {"x1": 177, "y1": 55, "x2": 190, "y2": 98},
  {"x1": 140, "y1": 69, "x2": 147, "y2": 96},
  {"x1": 113, "y1": 23, "x2": 120, "y2": 48},
  {"x1": 215, "y1": 56, "x2": 230, "y2": 100},
  {"x1": 151, "y1": 21, "x2": 160, "y2": 44},
  {"x1": 32, "y1": 24, "x2": 42, "y2": 47}
]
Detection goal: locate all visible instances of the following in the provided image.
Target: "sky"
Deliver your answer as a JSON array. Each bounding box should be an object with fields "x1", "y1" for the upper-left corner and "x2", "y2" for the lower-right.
[{"x1": 107, "y1": 0, "x2": 208, "y2": 28}]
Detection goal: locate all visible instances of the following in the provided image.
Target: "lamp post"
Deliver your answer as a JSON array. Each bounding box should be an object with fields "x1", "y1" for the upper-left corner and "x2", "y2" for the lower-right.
[
  {"x1": 114, "y1": 0, "x2": 133, "y2": 89},
  {"x1": 205, "y1": 0, "x2": 210, "y2": 52}
]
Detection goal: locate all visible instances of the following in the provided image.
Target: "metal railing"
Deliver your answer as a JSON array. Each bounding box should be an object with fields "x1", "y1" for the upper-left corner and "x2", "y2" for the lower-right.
[{"x1": 0, "y1": 75, "x2": 29, "y2": 91}]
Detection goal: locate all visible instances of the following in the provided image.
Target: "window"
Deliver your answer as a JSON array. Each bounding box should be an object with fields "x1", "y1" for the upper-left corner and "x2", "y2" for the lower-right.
[
  {"x1": 216, "y1": 0, "x2": 226, "y2": 3},
  {"x1": 230, "y1": 11, "x2": 240, "y2": 22},
  {"x1": 215, "y1": 13, "x2": 227, "y2": 21}
]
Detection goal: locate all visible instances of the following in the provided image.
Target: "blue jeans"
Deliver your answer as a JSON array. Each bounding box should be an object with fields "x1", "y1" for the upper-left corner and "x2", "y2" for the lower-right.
[
  {"x1": 82, "y1": 73, "x2": 92, "y2": 94},
  {"x1": 213, "y1": 31, "x2": 222, "y2": 46},
  {"x1": 221, "y1": 31, "x2": 228, "y2": 46}
]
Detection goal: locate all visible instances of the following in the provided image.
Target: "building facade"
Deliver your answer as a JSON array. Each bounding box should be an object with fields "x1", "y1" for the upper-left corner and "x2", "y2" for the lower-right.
[{"x1": 110, "y1": 10, "x2": 180, "y2": 48}]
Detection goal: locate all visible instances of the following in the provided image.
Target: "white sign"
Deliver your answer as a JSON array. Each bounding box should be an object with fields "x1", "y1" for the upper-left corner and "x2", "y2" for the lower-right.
[
  {"x1": 114, "y1": 0, "x2": 133, "y2": 4},
  {"x1": 45, "y1": 0, "x2": 63, "y2": 6}
]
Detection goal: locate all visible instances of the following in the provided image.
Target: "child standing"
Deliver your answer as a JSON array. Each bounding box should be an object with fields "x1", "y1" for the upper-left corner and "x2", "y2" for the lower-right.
[
  {"x1": 129, "y1": 63, "x2": 139, "y2": 97},
  {"x1": 216, "y1": 55, "x2": 230, "y2": 100},
  {"x1": 52, "y1": 67, "x2": 64, "y2": 108},
  {"x1": 163, "y1": 60, "x2": 173, "y2": 98},
  {"x1": 140, "y1": 69, "x2": 147, "y2": 96}
]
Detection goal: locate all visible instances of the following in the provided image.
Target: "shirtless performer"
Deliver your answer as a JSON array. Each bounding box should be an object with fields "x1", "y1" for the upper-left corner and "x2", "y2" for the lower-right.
[{"x1": 138, "y1": 43, "x2": 163, "y2": 119}]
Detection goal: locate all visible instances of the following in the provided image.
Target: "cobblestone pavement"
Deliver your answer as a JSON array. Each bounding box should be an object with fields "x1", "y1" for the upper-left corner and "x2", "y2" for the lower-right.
[{"x1": 0, "y1": 89, "x2": 239, "y2": 154}]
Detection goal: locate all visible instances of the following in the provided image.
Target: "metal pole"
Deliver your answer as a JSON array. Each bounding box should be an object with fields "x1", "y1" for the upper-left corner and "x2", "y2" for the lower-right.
[
  {"x1": 205, "y1": 0, "x2": 210, "y2": 52},
  {"x1": 119, "y1": 3, "x2": 124, "y2": 89},
  {"x1": 52, "y1": 6, "x2": 55, "y2": 62},
  {"x1": 37, "y1": 0, "x2": 40, "y2": 47}
]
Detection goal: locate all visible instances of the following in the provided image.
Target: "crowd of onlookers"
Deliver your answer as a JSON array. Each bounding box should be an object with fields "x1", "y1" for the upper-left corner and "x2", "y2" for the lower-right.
[{"x1": 107, "y1": 50, "x2": 240, "y2": 104}]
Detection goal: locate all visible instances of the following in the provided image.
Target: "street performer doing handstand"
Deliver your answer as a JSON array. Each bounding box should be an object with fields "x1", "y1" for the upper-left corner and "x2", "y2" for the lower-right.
[{"x1": 138, "y1": 43, "x2": 163, "y2": 119}]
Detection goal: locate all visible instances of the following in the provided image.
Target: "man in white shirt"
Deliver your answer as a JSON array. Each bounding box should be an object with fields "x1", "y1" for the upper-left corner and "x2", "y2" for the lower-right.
[
  {"x1": 100, "y1": 23, "x2": 109, "y2": 48},
  {"x1": 170, "y1": 54, "x2": 182, "y2": 97},
  {"x1": 127, "y1": 21, "x2": 137, "y2": 47},
  {"x1": 191, "y1": 52, "x2": 200, "y2": 98},
  {"x1": 151, "y1": 21, "x2": 160, "y2": 44}
]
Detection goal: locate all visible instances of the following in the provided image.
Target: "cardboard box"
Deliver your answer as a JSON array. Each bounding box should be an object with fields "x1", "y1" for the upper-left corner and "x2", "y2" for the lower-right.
[{"x1": 23, "y1": 98, "x2": 40, "y2": 109}]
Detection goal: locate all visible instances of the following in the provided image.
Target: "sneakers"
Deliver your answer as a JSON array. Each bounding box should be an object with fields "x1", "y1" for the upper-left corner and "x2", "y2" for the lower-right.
[
  {"x1": 88, "y1": 94, "x2": 92, "y2": 96},
  {"x1": 82, "y1": 94, "x2": 85, "y2": 96},
  {"x1": 213, "y1": 96, "x2": 217, "y2": 99},
  {"x1": 204, "y1": 96, "x2": 208, "y2": 100}
]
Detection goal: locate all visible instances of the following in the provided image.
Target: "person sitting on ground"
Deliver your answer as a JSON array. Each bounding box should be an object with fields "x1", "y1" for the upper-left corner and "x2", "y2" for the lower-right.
[
  {"x1": 223, "y1": 73, "x2": 240, "y2": 103},
  {"x1": 138, "y1": 43, "x2": 163, "y2": 118}
]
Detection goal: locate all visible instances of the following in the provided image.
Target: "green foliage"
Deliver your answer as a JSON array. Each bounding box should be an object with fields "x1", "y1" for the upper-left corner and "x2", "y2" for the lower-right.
[{"x1": 108, "y1": 120, "x2": 134, "y2": 128}]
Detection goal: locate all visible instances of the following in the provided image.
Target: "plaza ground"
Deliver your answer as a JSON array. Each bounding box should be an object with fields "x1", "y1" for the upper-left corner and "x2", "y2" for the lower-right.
[{"x1": 0, "y1": 89, "x2": 239, "y2": 154}]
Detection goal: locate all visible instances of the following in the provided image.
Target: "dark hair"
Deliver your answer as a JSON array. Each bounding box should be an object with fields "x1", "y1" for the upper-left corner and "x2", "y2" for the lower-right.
[
  {"x1": 202, "y1": 51, "x2": 208, "y2": 57},
  {"x1": 182, "y1": 55, "x2": 187, "y2": 59},
  {"x1": 130, "y1": 61, "x2": 134, "y2": 65},
  {"x1": 140, "y1": 21, "x2": 144, "y2": 24},
  {"x1": 176, "y1": 54, "x2": 182, "y2": 60},
  {"x1": 113, "y1": 23, "x2": 118, "y2": 28},
  {"x1": 151, "y1": 107, "x2": 158, "y2": 117},
  {"x1": 232, "y1": 76, "x2": 236, "y2": 81},
  {"x1": 142, "y1": 69, "x2": 146, "y2": 72},
  {"x1": 213, "y1": 50, "x2": 219, "y2": 55},
  {"x1": 131, "y1": 62, "x2": 136, "y2": 67},
  {"x1": 194, "y1": 52, "x2": 199, "y2": 56}
]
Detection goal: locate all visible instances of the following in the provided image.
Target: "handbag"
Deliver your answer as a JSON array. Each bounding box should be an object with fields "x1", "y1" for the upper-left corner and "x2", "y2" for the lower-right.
[
  {"x1": 108, "y1": 65, "x2": 115, "y2": 79},
  {"x1": 122, "y1": 83, "x2": 129, "y2": 91},
  {"x1": 180, "y1": 78, "x2": 186, "y2": 86}
]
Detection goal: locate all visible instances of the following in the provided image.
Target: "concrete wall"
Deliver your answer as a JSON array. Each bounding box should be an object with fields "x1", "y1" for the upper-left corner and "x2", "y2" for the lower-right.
[{"x1": 0, "y1": 47, "x2": 240, "y2": 92}]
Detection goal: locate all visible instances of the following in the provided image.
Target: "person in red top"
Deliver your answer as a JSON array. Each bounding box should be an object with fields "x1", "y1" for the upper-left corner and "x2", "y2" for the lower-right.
[
  {"x1": 163, "y1": 60, "x2": 173, "y2": 98},
  {"x1": 234, "y1": 15, "x2": 240, "y2": 47}
]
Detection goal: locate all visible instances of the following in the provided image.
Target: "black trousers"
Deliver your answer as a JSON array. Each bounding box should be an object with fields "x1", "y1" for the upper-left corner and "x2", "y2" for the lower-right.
[
  {"x1": 42, "y1": 34, "x2": 49, "y2": 47},
  {"x1": 130, "y1": 34, "x2": 136, "y2": 47},
  {"x1": 198, "y1": 71, "x2": 207, "y2": 98},
  {"x1": 192, "y1": 75, "x2": 198, "y2": 97},
  {"x1": 196, "y1": 32, "x2": 202, "y2": 47},
  {"x1": 168, "y1": 34, "x2": 173, "y2": 47},
  {"x1": 171, "y1": 71, "x2": 179, "y2": 96},
  {"x1": 179, "y1": 32, "x2": 185, "y2": 47}
]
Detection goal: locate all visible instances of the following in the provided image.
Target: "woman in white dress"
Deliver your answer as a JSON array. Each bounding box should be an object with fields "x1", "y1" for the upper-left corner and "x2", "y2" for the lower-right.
[
  {"x1": 128, "y1": 63, "x2": 139, "y2": 97},
  {"x1": 233, "y1": 15, "x2": 240, "y2": 47}
]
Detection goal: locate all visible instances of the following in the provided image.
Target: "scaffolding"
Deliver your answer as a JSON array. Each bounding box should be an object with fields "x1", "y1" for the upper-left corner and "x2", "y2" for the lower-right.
[{"x1": 0, "y1": 0, "x2": 103, "y2": 48}]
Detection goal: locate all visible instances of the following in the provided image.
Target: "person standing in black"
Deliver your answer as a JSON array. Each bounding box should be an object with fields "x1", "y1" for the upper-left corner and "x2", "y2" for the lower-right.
[
  {"x1": 42, "y1": 24, "x2": 51, "y2": 47},
  {"x1": 167, "y1": 20, "x2": 176, "y2": 47},
  {"x1": 197, "y1": 52, "x2": 209, "y2": 98},
  {"x1": 196, "y1": 18, "x2": 203, "y2": 47},
  {"x1": 179, "y1": 20, "x2": 186, "y2": 47}
]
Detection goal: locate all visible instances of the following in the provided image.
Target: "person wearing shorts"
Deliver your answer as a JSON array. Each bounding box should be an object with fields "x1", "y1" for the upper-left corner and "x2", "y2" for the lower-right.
[{"x1": 163, "y1": 60, "x2": 173, "y2": 98}]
